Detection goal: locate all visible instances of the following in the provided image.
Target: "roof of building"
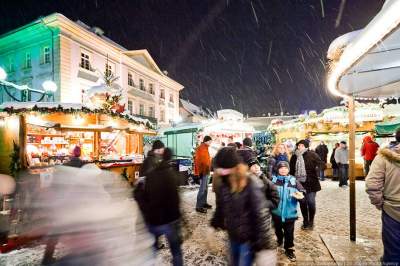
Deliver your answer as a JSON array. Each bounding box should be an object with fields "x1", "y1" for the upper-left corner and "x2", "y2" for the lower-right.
[{"x1": 180, "y1": 99, "x2": 210, "y2": 118}]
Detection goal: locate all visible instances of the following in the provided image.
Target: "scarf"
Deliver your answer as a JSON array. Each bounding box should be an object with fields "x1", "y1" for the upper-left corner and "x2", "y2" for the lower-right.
[{"x1": 295, "y1": 149, "x2": 307, "y2": 182}]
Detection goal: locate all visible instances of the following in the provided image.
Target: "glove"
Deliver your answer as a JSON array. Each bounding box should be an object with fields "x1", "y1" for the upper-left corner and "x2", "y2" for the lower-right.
[{"x1": 255, "y1": 249, "x2": 277, "y2": 266}]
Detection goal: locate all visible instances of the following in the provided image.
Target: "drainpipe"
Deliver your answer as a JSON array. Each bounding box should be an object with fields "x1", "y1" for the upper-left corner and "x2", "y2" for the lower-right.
[{"x1": 39, "y1": 17, "x2": 55, "y2": 83}]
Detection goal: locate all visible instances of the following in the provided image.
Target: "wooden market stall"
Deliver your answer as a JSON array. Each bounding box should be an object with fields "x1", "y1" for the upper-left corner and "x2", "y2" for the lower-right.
[
  {"x1": 0, "y1": 102, "x2": 155, "y2": 185},
  {"x1": 269, "y1": 104, "x2": 386, "y2": 178}
]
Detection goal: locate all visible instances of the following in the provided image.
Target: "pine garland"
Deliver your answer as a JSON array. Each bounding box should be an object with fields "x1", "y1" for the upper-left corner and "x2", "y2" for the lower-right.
[{"x1": 1, "y1": 104, "x2": 156, "y2": 130}]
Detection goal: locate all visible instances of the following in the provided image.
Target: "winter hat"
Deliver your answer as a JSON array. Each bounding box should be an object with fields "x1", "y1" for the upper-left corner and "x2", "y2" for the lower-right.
[
  {"x1": 340, "y1": 141, "x2": 347, "y2": 145},
  {"x1": 296, "y1": 139, "x2": 309, "y2": 148},
  {"x1": 152, "y1": 140, "x2": 165, "y2": 150},
  {"x1": 214, "y1": 147, "x2": 241, "y2": 175},
  {"x1": 72, "y1": 146, "x2": 81, "y2": 157},
  {"x1": 247, "y1": 158, "x2": 259, "y2": 168},
  {"x1": 276, "y1": 161, "x2": 290, "y2": 171},
  {"x1": 203, "y1": 135, "x2": 212, "y2": 143},
  {"x1": 243, "y1": 137, "x2": 253, "y2": 147}
]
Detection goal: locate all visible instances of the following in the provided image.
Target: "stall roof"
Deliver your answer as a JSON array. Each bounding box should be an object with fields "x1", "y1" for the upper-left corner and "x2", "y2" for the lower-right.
[
  {"x1": 0, "y1": 102, "x2": 155, "y2": 130},
  {"x1": 375, "y1": 118, "x2": 400, "y2": 135},
  {"x1": 327, "y1": 0, "x2": 400, "y2": 98}
]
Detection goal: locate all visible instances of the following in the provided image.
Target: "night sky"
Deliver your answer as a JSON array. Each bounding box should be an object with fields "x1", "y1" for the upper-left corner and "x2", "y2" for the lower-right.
[{"x1": 0, "y1": 0, "x2": 384, "y2": 116}]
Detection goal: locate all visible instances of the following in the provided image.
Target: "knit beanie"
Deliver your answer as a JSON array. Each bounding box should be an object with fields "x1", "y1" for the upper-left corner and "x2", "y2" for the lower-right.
[
  {"x1": 214, "y1": 147, "x2": 241, "y2": 170},
  {"x1": 276, "y1": 161, "x2": 290, "y2": 171},
  {"x1": 152, "y1": 140, "x2": 165, "y2": 150}
]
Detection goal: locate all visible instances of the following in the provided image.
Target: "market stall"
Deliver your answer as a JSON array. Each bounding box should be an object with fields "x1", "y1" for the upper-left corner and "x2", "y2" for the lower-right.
[
  {"x1": 161, "y1": 109, "x2": 255, "y2": 158},
  {"x1": 269, "y1": 103, "x2": 387, "y2": 177},
  {"x1": 0, "y1": 102, "x2": 155, "y2": 184}
]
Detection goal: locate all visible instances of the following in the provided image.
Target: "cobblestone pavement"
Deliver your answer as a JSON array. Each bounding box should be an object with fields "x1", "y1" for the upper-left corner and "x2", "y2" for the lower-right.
[
  {"x1": 158, "y1": 179, "x2": 382, "y2": 265},
  {"x1": 0, "y1": 180, "x2": 382, "y2": 265}
]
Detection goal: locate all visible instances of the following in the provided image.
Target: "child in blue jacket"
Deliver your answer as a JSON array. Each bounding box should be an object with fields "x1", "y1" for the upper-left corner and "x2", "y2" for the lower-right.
[{"x1": 271, "y1": 161, "x2": 305, "y2": 262}]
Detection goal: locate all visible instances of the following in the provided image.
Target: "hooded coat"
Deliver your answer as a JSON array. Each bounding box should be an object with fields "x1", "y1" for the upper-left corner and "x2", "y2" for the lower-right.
[
  {"x1": 366, "y1": 144, "x2": 400, "y2": 223},
  {"x1": 361, "y1": 136, "x2": 379, "y2": 161}
]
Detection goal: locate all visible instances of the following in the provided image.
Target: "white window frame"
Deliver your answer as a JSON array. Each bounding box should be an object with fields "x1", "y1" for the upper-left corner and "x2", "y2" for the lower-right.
[
  {"x1": 128, "y1": 100, "x2": 133, "y2": 115},
  {"x1": 160, "y1": 89, "x2": 165, "y2": 99},
  {"x1": 169, "y1": 93, "x2": 174, "y2": 103},
  {"x1": 139, "y1": 103, "x2": 145, "y2": 116},
  {"x1": 128, "y1": 72, "x2": 134, "y2": 87},
  {"x1": 160, "y1": 110, "x2": 165, "y2": 122},
  {"x1": 25, "y1": 52, "x2": 32, "y2": 69},
  {"x1": 139, "y1": 78, "x2": 145, "y2": 91},
  {"x1": 149, "y1": 83, "x2": 155, "y2": 95},
  {"x1": 42, "y1": 46, "x2": 51, "y2": 64},
  {"x1": 80, "y1": 50, "x2": 91, "y2": 71},
  {"x1": 148, "y1": 106, "x2": 154, "y2": 117}
]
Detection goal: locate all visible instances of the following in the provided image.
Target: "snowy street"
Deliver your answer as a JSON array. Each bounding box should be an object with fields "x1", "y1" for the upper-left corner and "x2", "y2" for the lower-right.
[{"x1": 1, "y1": 179, "x2": 382, "y2": 265}]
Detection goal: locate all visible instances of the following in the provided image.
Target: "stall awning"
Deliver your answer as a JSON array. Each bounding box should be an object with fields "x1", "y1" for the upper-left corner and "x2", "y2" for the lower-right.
[
  {"x1": 327, "y1": 0, "x2": 400, "y2": 98},
  {"x1": 375, "y1": 118, "x2": 400, "y2": 135}
]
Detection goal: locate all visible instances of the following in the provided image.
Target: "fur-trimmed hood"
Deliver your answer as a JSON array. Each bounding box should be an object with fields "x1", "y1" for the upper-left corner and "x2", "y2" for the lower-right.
[{"x1": 379, "y1": 144, "x2": 400, "y2": 163}]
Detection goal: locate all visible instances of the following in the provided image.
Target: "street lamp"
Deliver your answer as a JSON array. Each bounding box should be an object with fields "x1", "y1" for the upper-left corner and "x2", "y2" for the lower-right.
[{"x1": 0, "y1": 67, "x2": 57, "y2": 102}]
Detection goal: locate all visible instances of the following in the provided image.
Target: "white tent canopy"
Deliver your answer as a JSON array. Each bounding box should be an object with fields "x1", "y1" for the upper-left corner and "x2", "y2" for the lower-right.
[{"x1": 328, "y1": 0, "x2": 400, "y2": 98}]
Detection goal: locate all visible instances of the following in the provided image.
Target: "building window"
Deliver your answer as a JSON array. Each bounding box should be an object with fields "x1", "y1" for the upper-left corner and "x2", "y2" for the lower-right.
[
  {"x1": 42, "y1": 46, "x2": 51, "y2": 64},
  {"x1": 25, "y1": 52, "x2": 32, "y2": 69},
  {"x1": 128, "y1": 73, "x2": 134, "y2": 87},
  {"x1": 160, "y1": 110, "x2": 165, "y2": 122},
  {"x1": 139, "y1": 104, "x2": 145, "y2": 116},
  {"x1": 128, "y1": 100, "x2": 133, "y2": 115},
  {"x1": 149, "y1": 83, "x2": 155, "y2": 95},
  {"x1": 8, "y1": 57, "x2": 15, "y2": 72},
  {"x1": 160, "y1": 89, "x2": 165, "y2": 99},
  {"x1": 139, "y1": 79, "x2": 145, "y2": 91},
  {"x1": 80, "y1": 51, "x2": 91, "y2": 70},
  {"x1": 169, "y1": 94, "x2": 174, "y2": 103},
  {"x1": 148, "y1": 106, "x2": 154, "y2": 117}
]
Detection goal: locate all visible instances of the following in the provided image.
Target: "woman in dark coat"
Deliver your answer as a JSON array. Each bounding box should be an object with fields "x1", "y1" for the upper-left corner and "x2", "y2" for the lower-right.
[
  {"x1": 211, "y1": 147, "x2": 276, "y2": 266},
  {"x1": 289, "y1": 140, "x2": 325, "y2": 230}
]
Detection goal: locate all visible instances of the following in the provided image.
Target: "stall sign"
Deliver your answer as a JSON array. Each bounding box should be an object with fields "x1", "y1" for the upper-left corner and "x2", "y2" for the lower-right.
[{"x1": 323, "y1": 108, "x2": 383, "y2": 123}]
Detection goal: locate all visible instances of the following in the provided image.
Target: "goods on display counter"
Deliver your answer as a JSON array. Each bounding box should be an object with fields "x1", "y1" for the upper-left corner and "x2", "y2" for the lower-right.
[{"x1": 0, "y1": 102, "x2": 155, "y2": 184}]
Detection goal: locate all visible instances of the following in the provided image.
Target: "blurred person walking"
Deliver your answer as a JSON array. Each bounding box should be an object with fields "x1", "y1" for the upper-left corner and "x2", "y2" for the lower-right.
[
  {"x1": 134, "y1": 148, "x2": 183, "y2": 266},
  {"x1": 140, "y1": 140, "x2": 165, "y2": 177},
  {"x1": 210, "y1": 147, "x2": 276, "y2": 266}
]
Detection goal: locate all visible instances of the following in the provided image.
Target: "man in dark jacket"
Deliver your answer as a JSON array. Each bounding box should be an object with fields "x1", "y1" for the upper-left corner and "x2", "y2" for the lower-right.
[
  {"x1": 211, "y1": 148, "x2": 276, "y2": 265},
  {"x1": 139, "y1": 140, "x2": 165, "y2": 177},
  {"x1": 237, "y1": 137, "x2": 258, "y2": 164},
  {"x1": 289, "y1": 140, "x2": 325, "y2": 230},
  {"x1": 134, "y1": 148, "x2": 183, "y2": 266},
  {"x1": 315, "y1": 141, "x2": 329, "y2": 181}
]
